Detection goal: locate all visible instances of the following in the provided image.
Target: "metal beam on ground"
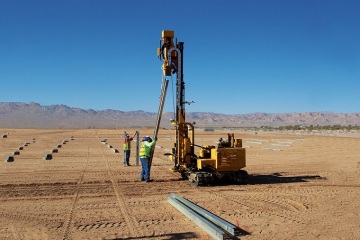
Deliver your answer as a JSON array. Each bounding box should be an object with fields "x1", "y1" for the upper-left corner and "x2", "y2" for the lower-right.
[
  {"x1": 170, "y1": 193, "x2": 240, "y2": 237},
  {"x1": 168, "y1": 194, "x2": 228, "y2": 240}
]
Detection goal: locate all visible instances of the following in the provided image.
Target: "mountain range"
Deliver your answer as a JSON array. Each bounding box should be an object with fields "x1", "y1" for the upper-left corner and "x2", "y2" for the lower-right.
[{"x1": 0, "y1": 102, "x2": 359, "y2": 129}]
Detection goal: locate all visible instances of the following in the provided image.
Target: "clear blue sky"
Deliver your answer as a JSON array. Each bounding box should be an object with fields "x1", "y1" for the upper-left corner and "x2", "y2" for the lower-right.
[{"x1": 1, "y1": 0, "x2": 359, "y2": 114}]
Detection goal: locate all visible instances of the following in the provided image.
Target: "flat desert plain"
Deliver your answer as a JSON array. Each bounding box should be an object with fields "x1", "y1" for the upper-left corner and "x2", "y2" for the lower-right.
[{"x1": 0, "y1": 128, "x2": 360, "y2": 240}]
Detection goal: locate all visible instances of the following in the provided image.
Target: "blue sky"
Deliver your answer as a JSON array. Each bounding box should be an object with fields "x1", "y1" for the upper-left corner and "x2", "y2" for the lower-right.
[{"x1": 0, "y1": 0, "x2": 359, "y2": 114}]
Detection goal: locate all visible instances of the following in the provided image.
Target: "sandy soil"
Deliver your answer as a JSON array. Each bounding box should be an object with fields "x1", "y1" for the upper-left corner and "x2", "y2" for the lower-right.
[{"x1": 0, "y1": 128, "x2": 360, "y2": 240}]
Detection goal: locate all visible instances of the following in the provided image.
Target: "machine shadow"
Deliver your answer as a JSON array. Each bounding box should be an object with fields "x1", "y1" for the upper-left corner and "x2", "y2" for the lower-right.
[
  {"x1": 107, "y1": 231, "x2": 198, "y2": 239},
  {"x1": 108, "y1": 230, "x2": 250, "y2": 240},
  {"x1": 148, "y1": 173, "x2": 326, "y2": 186},
  {"x1": 211, "y1": 172, "x2": 326, "y2": 186},
  {"x1": 247, "y1": 173, "x2": 326, "y2": 185}
]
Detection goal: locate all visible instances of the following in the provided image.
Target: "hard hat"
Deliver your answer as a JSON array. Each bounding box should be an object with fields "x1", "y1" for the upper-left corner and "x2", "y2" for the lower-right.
[
  {"x1": 142, "y1": 136, "x2": 149, "y2": 142},
  {"x1": 142, "y1": 136, "x2": 152, "y2": 142}
]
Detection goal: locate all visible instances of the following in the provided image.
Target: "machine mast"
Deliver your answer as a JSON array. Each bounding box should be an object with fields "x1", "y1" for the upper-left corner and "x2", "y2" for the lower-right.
[{"x1": 158, "y1": 30, "x2": 194, "y2": 168}]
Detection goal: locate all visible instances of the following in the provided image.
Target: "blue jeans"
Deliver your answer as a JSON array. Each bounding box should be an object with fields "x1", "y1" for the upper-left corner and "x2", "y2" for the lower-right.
[
  {"x1": 140, "y1": 157, "x2": 150, "y2": 181},
  {"x1": 124, "y1": 150, "x2": 130, "y2": 165}
]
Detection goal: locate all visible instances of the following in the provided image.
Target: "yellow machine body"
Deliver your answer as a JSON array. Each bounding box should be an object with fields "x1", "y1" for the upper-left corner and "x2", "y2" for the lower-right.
[
  {"x1": 168, "y1": 131, "x2": 247, "y2": 173},
  {"x1": 197, "y1": 147, "x2": 246, "y2": 171}
]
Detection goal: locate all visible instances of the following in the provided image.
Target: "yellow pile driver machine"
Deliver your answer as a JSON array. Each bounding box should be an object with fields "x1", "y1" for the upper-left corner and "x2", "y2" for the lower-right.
[{"x1": 157, "y1": 30, "x2": 248, "y2": 186}]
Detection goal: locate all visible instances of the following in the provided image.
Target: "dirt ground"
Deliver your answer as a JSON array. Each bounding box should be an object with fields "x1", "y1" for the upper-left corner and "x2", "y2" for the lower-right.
[{"x1": 0, "y1": 128, "x2": 360, "y2": 240}]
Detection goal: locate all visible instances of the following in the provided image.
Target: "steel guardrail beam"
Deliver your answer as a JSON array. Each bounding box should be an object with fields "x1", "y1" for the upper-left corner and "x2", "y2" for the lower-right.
[
  {"x1": 169, "y1": 193, "x2": 240, "y2": 236},
  {"x1": 168, "y1": 194, "x2": 228, "y2": 240}
]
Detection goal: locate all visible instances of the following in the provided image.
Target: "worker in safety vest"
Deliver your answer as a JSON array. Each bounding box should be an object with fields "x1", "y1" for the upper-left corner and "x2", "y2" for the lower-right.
[
  {"x1": 123, "y1": 132, "x2": 137, "y2": 166},
  {"x1": 139, "y1": 136, "x2": 157, "y2": 182}
]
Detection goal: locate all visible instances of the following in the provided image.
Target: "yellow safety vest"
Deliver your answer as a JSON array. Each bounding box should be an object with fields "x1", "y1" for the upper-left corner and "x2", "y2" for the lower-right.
[
  {"x1": 123, "y1": 138, "x2": 131, "y2": 150},
  {"x1": 140, "y1": 142, "x2": 150, "y2": 157}
]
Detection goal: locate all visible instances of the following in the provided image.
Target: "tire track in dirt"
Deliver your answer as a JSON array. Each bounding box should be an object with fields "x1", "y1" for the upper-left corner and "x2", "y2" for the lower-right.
[
  {"x1": 10, "y1": 223, "x2": 21, "y2": 240},
  {"x1": 156, "y1": 162, "x2": 307, "y2": 221},
  {"x1": 157, "y1": 158, "x2": 311, "y2": 214},
  {"x1": 199, "y1": 184, "x2": 327, "y2": 231},
  {"x1": 99, "y1": 145, "x2": 140, "y2": 238},
  {"x1": 156, "y1": 165, "x2": 310, "y2": 224},
  {"x1": 62, "y1": 146, "x2": 90, "y2": 240},
  {"x1": 224, "y1": 189, "x2": 308, "y2": 211}
]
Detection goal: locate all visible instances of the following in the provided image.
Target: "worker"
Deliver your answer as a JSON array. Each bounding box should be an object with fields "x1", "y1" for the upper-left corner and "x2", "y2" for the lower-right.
[
  {"x1": 139, "y1": 136, "x2": 157, "y2": 182},
  {"x1": 123, "y1": 131, "x2": 137, "y2": 166}
]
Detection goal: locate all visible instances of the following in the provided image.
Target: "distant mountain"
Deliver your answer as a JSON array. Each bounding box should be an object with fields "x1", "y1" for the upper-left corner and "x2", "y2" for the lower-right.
[{"x1": 0, "y1": 102, "x2": 359, "y2": 128}]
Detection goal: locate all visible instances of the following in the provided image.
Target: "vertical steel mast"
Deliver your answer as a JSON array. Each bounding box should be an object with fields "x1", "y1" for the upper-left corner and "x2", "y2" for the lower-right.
[
  {"x1": 158, "y1": 30, "x2": 194, "y2": 169},
  {"x1": 172, "y1": 42, "x2": 188, "y2": 167}
]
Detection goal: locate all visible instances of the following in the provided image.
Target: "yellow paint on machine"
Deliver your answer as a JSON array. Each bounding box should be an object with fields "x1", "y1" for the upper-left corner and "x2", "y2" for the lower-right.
[{"x1": 197, "y1": 146, "x2": 246, "y2": 171}]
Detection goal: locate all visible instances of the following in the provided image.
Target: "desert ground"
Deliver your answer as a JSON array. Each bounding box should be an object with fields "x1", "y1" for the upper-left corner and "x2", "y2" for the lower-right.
[{"x1": 0, "y1": 128, "x2": 359, "y2": 240}]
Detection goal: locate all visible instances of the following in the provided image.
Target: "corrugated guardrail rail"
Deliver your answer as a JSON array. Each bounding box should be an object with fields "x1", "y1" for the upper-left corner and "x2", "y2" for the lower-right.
[{"x1": 167, "y1": 193, "x2": 241, "y2": 240}]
